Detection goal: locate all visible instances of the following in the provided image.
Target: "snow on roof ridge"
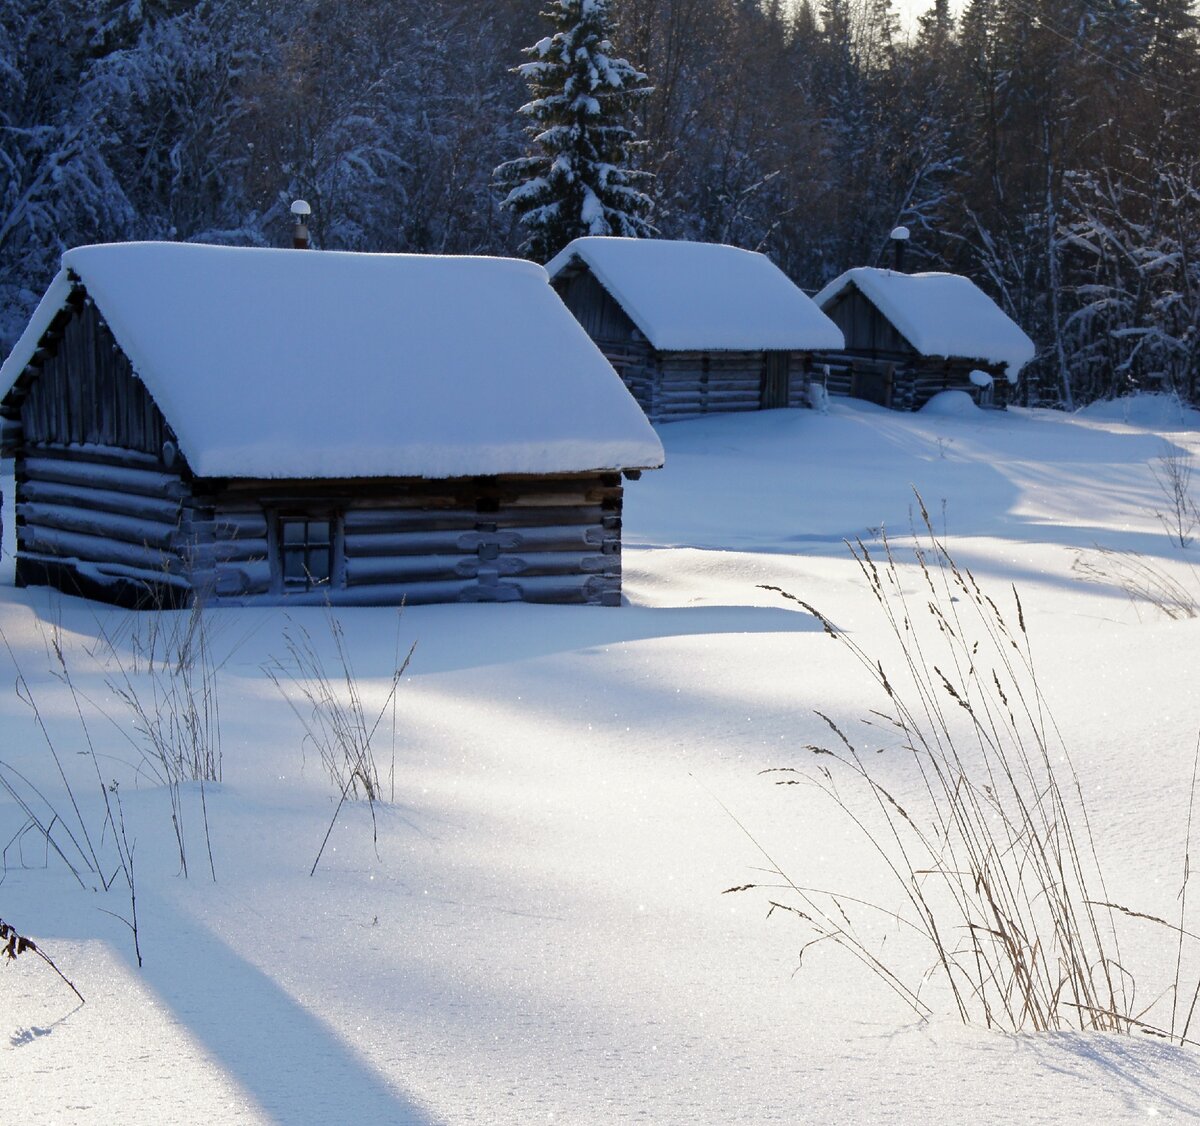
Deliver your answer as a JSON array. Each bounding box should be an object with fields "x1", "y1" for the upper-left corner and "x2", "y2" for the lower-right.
[
  {"x1": 813, "y1": 266, "x2": 1035, "y2": 381},
  {"x1": 545, "y1": 236, "x2": 845, "y2": 353},
  {"x1": 63, "y1": 240, "x2": 552, "y2": 276},
  {"x1": 2, "y1": 241, "x2": 663, "y2": 479}
]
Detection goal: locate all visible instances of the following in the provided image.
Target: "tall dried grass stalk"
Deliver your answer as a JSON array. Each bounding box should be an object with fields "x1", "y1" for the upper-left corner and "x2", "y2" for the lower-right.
[
  {"x1": 734, "y1": 496, "x2": 1159, "y2": 1037},
  {"x1": 0, "y1": 623, "x2": 146, "y2": 964},
  {"x1": 94, "y1": 598, "x2": 224, "y2": 880},
  {"x1": 264, "y1": 609, "x2": 415, "y2": 875},
  {"x1": 0, "y1": 596, "x2": 236, "y2": 963}
]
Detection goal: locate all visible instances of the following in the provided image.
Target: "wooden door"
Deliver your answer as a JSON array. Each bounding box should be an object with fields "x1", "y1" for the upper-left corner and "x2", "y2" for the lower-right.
[
  {"x1": 849, "y1": 361, "x2": 894, "y2": 407},
  {"x1": 760, "y1": 351, "x2": 790, "y2": 409}
]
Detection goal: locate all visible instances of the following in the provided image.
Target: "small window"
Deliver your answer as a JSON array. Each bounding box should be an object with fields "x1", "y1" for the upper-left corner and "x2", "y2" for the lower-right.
[{"x1": 279, "y1": 516, "x2": 333, "y2": 590}]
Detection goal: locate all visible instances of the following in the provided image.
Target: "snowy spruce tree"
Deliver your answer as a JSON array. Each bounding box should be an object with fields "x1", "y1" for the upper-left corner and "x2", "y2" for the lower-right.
[{"x1": 496, "y1": 0, "x2": 654, "y2": 262}]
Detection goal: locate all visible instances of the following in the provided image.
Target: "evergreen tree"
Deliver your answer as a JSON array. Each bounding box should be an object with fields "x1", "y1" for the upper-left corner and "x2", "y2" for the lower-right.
[
  {"x1": 496, "y1": 0, "x2": 654, "y2": 262},
  {"x1": 916, "y1": 0, "x2": 952, "y2": 59}
]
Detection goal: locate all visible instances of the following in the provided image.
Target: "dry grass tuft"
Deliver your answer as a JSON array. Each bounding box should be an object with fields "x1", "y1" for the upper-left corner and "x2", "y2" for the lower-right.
[
  {"x1": 1074, "y1": 547, "x2": 1200, "y2": 620},
  {"x1": 734, "y1": 497, "x2": 1199, "y2": 1041},
  {"x1": 264, "y1": 608, "x2": 415, "y2": 875}
]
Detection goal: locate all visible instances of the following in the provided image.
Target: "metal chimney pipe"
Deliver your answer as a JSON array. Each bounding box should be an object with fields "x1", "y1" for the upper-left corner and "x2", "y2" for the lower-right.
[
  {"x1": 291, "y1": 199, "x2": 312, "y2": 249},
  {"x1": 889, "y1": 225, "x2": 910, "y2": 272}
]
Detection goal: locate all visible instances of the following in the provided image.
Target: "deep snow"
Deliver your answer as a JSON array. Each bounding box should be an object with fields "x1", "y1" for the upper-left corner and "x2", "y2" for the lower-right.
[{"x1": 3, "y1": 395, "x2": 1200, "y2": 1123}]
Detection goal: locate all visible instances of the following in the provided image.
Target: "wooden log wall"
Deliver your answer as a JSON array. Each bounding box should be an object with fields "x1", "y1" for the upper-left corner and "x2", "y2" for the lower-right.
[
  {"x1": 590, "y1": 348, "x2": 819, "y2": 423},
  {"x1": 598, "y1": 340, "x2": 659, "y2": 418},
  {"x1": 992, "y1": 374, "x2": 1012, "y2": 408},
  {"x1": 824, "y1": 287, "x2": 914, "y2": 356},
  {"x1": 810, "y1": 354, "x2": 1010, "y2": 411},
  {"x1": 809, "y1": 356, "x2": 858, "y2": 402},
  {"x1": 14, "y1": 445, "x2": 191, "y2": 607},
  {"x1": 786, "y1": 356, "x2": 814, "y2": 410},
  {"x1": 16, "y1": 294, "x2": 170, "y2": 455},
  {"x1": 551, "y1": 271, "x2": 661, "y2": 418},
  {"x1": 653, "y1": 351, "x2": 813, "y2": 422},
  {"x1": 555, "y1": 270, "x2": 641, "y2": 344},
  {"x1": 657, "y1": 352, "x2": 756, "y2": 419},
  {"x1": 906, "y1": 363, "x2": 1010, "y2": 410},
  {"x1": 908, "y1": 368, "x2": 957, "y2": 410},
  {"x1": 6, "y1": 289, "x2": 193, "y2": 606},
  {"x1": 189, "y1": 472, "x2": 625, "y2": 607}
]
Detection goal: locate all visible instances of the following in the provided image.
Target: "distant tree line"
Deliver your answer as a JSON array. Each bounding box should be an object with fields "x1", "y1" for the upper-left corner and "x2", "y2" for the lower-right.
[{"x1": 2, "y1": 0, "x2": 1198, "y2": 406}]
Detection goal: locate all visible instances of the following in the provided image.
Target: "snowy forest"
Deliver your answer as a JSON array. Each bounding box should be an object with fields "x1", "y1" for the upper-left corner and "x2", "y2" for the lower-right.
[{"x1": 2, "y1": 0, "x2": 1198, "y2": 407}]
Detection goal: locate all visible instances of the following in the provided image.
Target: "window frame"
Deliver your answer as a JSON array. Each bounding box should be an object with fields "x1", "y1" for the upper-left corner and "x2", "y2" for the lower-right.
[{"x1": 273, "y1": 510, "x2": 341, "y2": 593}]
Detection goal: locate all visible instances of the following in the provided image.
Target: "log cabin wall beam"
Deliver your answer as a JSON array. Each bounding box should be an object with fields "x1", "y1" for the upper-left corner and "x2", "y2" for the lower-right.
[{"x1": 192, "y1": 472, "x2": 624, "y2": 607}]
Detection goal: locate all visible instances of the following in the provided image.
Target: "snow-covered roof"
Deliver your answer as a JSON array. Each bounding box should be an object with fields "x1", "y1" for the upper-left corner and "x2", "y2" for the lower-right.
[
  {"x1": 0, "y1": 242, "x2": 664, "y2": 480},
  {"x1": 544, "y1": 237, "x2": 845, "y2": 352},
  {"x1": 813, "y1": 268, "x2": 1035, "y2": 381}
]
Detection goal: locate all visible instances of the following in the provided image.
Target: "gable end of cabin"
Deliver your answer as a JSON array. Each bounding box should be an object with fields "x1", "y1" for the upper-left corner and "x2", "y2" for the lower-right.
[
  {"x1": 552, "y1": 259, "x2": 820, "y2": 423},
  {"x1": 552, "y1": 261, "x2": 660, "y2": 418},
  {"x1": 816, "y1": 283, "x2": 1010, "y2": 411},
  {"x1": 2, "y1": 280, "x2": 196, "y2": 608}
]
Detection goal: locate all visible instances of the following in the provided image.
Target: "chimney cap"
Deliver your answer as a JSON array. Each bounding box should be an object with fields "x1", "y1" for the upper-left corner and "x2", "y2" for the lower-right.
[
  {"x1": 291, "y1": 199, "x2": 312, "y2": 218},
  {"x1": 889, "y1": 226, "x2": 910, "y2": 241}
]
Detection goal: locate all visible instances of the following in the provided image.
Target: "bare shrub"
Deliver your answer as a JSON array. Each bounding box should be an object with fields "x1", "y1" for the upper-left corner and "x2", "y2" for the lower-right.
[
  {"x1": 1152, "y1": 447, "x2": 1200, "y2": 548},
  {"x1": 734, "y1": 499, "x2": 1176, "y2": 1037}
]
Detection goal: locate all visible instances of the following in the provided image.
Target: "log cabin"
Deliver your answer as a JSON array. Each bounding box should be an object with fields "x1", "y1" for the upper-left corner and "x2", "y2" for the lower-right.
[
  {"x1": 545, "y1": 237, "x2": 845, "y2": 423},
  {"x1": 0, "y1": 242, "x2": 664, "y2": 608},
  {"x1": 812, "y1": 268, "x2": 1036, "y2": 411}
]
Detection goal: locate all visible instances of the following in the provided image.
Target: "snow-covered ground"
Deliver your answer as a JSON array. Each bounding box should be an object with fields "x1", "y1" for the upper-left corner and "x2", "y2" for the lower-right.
[{"x1": 4, "y1": 395, "x2": 1200, "y2": 1123}]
